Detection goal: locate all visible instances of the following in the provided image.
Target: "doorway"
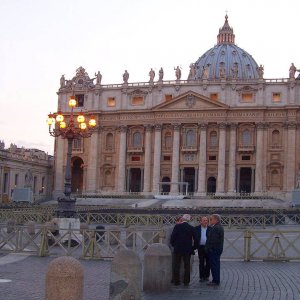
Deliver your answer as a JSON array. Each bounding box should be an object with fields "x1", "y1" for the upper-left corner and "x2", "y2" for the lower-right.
[
  {"x1": 71, "y1": 157, "x2": 84, "y2": 193},
  {"x1": 161, "y1": 177, "x2": 171, "y2": 194},
  {"x1": 183, "y1": 168, "x2": 195, "y2": 193},
  {"x1": 239, "y1": 167, "x2": 252, "y2": 193},
  {"x1": 207, "y1": 177, "x2": 216, "y2": 193},
  {"x1": 129, "y1": 168, "x2": 142, "y2": 192}
]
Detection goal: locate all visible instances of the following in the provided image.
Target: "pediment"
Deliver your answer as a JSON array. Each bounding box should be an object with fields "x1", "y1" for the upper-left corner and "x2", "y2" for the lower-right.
[{"x1": 153, "y1": 91, "x2": 229, "y2": 111}]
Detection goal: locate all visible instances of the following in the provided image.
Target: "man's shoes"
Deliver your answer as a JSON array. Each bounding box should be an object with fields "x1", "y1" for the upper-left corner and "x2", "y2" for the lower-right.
[{"x1": 207, "y1": 281, "x2": 219, "y2": 286}]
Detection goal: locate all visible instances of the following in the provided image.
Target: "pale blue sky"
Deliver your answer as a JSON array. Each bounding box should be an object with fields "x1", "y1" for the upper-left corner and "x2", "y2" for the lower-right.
[{"x1": 0, "y1": 0, "x2": 299, "y2": 154}]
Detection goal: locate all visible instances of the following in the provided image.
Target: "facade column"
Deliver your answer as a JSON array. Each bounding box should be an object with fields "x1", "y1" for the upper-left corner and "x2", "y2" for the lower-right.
[
  {"x1": 86, "y1": 131, "x2": 99, "y2": 193},
  {"x1": 171, "y1": 124, "x2": 181, "y2": 194},
  {"x1": 228, "y1": 123, "x2": 237, "y2": 193},
  {"x1": 216, "y1": 123, "x2": 227, "y2": 194},
  {"x1": 286, "y1": 121, "x2": 296, "y2": 191},
  {"x1": 117, "y1": 126, "x2": 127, "y2": 192},
  {"x1": 152, "y1": 124, "x2": 162, "y2": 194},
  {"x1": 143, "y1": 125, "x2": 152, "y2": 193},
  {"x1": 255, "y1": 123, "x2": 264, "y2": 193},
  {"x1": 197, "y1": 123, "x2": 207, "y2": 195}
]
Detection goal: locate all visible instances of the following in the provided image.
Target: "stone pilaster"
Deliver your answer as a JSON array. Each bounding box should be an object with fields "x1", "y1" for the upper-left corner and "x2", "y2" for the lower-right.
[
  {"x1": 117, "y1": 126, "x2": 127, "y2": 192},
  {"x1": 86, "y1": 131, "x2": 99, "y2": 193},
  {"x1": 286, "y1": 122, "x2": 297, "y2": 191},
  {"x1": 152, "y1": 124, "x2": 162, "y2": 193},
  {"x1": 171, "y1": 124, "x2": 181, "y2": 193},
  {"x1": 216, "y1": 123, "x2": 226, "y2": 194},
  {"x1": 228, "y1": 123, "x2": 237, "y2": 193},
  {"x1": 143, "y1": 125, "x2": 152, "y2": 193},
  {"x1": 197, "y1": 123, "x2": 207, "y2": 195},
  {"x1": 255, "y1": 122, "x2": 264, "y2": 193}
]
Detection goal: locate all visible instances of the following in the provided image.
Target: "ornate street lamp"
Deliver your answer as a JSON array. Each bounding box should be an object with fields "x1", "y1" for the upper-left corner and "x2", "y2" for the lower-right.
[{"x1": 47, "y1": 96, "x2": 97, "y2": 217}]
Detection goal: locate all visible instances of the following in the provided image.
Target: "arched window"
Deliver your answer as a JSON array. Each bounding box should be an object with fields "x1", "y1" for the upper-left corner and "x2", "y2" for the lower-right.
[
  {"x1": 133, "y1": 132, "x2": 142, "y2": 147},
  {"x1": 186, "y1": 130, "x2": 195, "y2": 147},
  {"x1": 271, "y1": 170, "x2": 280, "y2": 186},
  {"x1": 210, "y1": 131, "x2": 217, "y2": 146},
  {"x1": 165, "y1": 132, "x2": 172, "y2": 148},
  {"x1": 242, "y1": 129, "x2": 251, "y2": 146},
  {"x1": 106, "y1": 133, "x2": 114, "y2": 150},
  {"x1": 272, "y1": 130, "x2": 280, "y2": 146}
]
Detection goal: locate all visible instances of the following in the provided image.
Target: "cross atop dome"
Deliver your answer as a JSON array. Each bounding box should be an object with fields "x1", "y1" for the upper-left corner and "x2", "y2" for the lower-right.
[{"x1": 217, "y1": 14, "x2": 235, "y2": 45}]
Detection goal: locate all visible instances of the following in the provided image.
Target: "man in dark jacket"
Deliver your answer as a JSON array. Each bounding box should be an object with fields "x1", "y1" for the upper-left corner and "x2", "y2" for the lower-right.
[
  {"x1": 194, "y1": 216, "x2": 211, "y2": 282},
  {"x1": 206, "y1": 214, "x2": 224, "y2": 286},
  {"x1": 170, "y1": 214, "x2": 198, "y2": 286}
]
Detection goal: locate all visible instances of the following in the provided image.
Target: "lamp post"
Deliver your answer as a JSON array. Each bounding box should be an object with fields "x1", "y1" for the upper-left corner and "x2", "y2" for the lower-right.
[{"x1": 47, "y1": 96, "x2": 97, "y2": 217}]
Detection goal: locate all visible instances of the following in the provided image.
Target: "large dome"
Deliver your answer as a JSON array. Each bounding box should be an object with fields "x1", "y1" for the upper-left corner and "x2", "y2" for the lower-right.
[{"x1": 193, "y1": 15, "x2": 259, "y2": 80}]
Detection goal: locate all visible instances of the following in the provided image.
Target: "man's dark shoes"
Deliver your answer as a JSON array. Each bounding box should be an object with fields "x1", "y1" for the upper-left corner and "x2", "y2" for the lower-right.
[{"x1": 207, "y1": 281, "x2": 219, "y2": 286}]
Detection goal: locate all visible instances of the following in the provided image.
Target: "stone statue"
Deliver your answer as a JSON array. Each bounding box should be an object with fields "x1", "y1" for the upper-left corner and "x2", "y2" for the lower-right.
[
  {"x1": 60, "y1": 75, "x2": 65, "y2": 88},
  {"x1": 188, "y1": 63, "x2": 196, "y2": 80},
  {"x1": 149, "y1": 68, "x2": 155, "y2": 82},
  {"x1": 25, "y1": 169, "x2": 33, "y2": 187},
  {"x1": 95, "y1": 71, "x2": 102, "y2": 85},
  {"x1": 158, "y1": 67, "x2": 164, "y2": 81},
  {"x1": 289, "y1": 63, "x2": 297, "y2": 79},
  {"x1": 174, "y1": 66, "x2": 181, "y2": 80},
  {"x1": 202, "y1": 64, "x2": 210, "y2": 79},
  {"x1": 257, "y1": 64, "x2": 264, "y2": 79},
  {"x1": 231, "y1": 63, "x2": 239, "y2": 79},
  {"x1": 219, "y1": 62, "x2": 226, "y2": 79},
  {"x1": 123, "y1": 70, "x2": 129, "y2": 84}
]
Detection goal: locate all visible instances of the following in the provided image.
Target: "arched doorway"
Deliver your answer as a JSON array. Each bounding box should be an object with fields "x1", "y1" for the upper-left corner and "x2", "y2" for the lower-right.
[
  {"x1": 207, "y1": 177, "x2": 216, "y2": 194},
  {"x1": 161, "y1": 177, "x2": 171, "y2": 194},
  {"x1": 71, "y1": 157, "x2": 84, "y2": 193}
]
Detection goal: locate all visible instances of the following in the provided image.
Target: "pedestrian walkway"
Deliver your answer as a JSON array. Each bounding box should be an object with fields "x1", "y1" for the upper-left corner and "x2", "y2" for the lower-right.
[{"x1": 0, "y1": 254, "x2": 299, "y2": 299}]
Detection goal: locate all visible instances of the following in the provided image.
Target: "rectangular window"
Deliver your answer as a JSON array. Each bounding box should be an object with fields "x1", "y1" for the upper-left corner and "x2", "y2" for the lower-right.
[
  {"x1": 241, "y1": 93, "x2": 253, "y2": 102},
  {"x1": 14, "y1": 174, "x2": 19, "y2": 187},
  {"x1": 242, "y1": 155, "x2": 251, "y2": 161},
  {"x1": 75, "y1": 94, "x2": 85, "y2": 107},
  {"x1": 272, "y1": 93, "x2": 281, "y2": 102},
  {"x1": 209, "y1": 155, "x2": 216, "y2": 161},
  {"x1": 165, "y1": 94, "x2": 173, "y2": 102},
  {"x1": 131, "y1": 156, "x2": 141, "y2": 161},
  {"x1": 107, "y1": 97, "x2": 116, "y2": 107},
  {"x1": 210, "y1": 93, "x2": 219, "y2": 101},
  {"x1": 3, "y1": 173, "x2": 8, "y2": 193},
  {"x1": 163, "y1": 155, "x2": 171, "y2": 161},
  {"x1": 131, "y1": 96, "x2": 144, "y2": 106},
  {"x1": 73, "y1": 138, "x2": 82, "y2": 151}
]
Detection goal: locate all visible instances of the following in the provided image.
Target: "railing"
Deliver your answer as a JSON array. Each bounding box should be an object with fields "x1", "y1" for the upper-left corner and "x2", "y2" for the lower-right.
[
  {"x1": 1, "y1": 209, "x2": 300, "y2": 227},
  {"x1": 1, "y1": 224, "x2": 299, "y2": 261}
]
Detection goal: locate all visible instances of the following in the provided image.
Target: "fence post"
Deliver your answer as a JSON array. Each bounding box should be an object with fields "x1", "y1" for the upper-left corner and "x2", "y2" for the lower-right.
[
  {"x1": 244, "y1": 230, "x2": 251, "y2": 262},
  {"x1": 39, "y1": 225, "x2": 49, "y2": 257}
]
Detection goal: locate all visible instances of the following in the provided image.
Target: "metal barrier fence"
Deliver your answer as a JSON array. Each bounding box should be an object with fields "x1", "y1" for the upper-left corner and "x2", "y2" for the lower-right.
[
  {"x1": 0, "y1": 224, "x2": 300, "y2": 261},
  {"x1": 1, "y1": 208, "x2": 300, "y2": 227}
]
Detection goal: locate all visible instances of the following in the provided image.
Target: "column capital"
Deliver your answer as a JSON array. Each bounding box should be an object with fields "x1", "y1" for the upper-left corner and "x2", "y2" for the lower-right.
[
  {"x1": 118, "y1": 125, "x2": 127, "y2": 133},
  {"x1": 229, "y1": 122, "x2": 238, "y2": 130},
  {"x1": 284, "y1": 121, "x2": 297, "y2": 129},
  {"x1": 144, "y1": 124, "x2": 153, "y2": 132},
  {"x1": 154, "y1": 124, "x2": 162, "y2": 131},
  {"x1": 172, "y1": 123, "x2": 181, "y2": 130},
  {"x1": 218, "y1": 122, "x2": 227, "y2": 130},
  {"x1": 198, "y1": 123, "x2": 208, "y2": 130}
]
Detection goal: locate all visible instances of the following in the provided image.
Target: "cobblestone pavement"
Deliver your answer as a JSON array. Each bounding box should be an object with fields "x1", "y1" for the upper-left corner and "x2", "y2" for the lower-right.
[{"x1": 0, "y1": 254, "x2": 300, "y2": 300}]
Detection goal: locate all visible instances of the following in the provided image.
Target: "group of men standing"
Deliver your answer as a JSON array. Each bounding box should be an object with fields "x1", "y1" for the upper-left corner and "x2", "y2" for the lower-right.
[{"x1": 170, "y1": 214, "x2": 224, "y2": 287}]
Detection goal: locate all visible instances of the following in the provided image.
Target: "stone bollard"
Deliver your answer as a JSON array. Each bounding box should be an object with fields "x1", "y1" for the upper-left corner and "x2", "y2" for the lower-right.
[
  {"x1": 110, "y1": 249, "x2": 142, "y2": 300},
  {"x1": 7, "y1": 219, "x2": 16, "y2": 234},
  {"x1": 27, "y1": 221, "x2": 35, "y2": 236},
  {"x1": 45, "y1": 256, "x2": 84, "y2": 300},
  {"x1": 143, "y1": 243, "x2": 172, "y2": 292}
]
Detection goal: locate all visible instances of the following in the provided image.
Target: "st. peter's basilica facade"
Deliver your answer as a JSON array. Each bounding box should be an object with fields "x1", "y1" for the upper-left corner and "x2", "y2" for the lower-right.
[{"x1": 53, "y1": 16, "x2": 300, "y2": 201}]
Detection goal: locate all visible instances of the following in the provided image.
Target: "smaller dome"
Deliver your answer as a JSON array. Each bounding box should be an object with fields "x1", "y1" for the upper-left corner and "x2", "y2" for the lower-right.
[{"x1": 193, "y1": 15, "x2": 259, "y2": 80}]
